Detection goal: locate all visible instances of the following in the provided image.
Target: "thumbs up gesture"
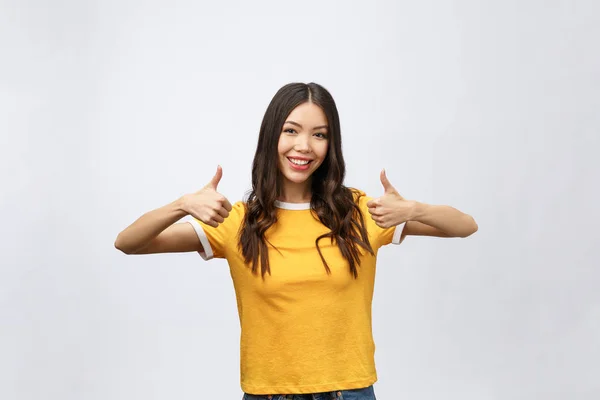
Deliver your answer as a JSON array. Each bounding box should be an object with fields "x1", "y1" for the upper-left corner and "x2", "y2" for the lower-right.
[
  {"x1": 366, "y1": 169, "x2": 416, "y2": 228},
  {"x1": 181, "y1": 165, "x2": 233, "y2": 228}
]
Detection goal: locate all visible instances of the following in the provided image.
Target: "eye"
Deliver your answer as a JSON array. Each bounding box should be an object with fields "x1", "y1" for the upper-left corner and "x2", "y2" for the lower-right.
[
  {"x1": 284, "y1": 128, "x2": 297, "y2": 134},
  {"x1": 314, "y1": 132, "x2": 328, "y2": 139}
]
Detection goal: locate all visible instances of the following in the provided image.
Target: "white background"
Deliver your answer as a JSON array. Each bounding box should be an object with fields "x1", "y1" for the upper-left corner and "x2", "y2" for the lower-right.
[{"x1": 1, "y1": 0, "x2": 599, "y2": 399}]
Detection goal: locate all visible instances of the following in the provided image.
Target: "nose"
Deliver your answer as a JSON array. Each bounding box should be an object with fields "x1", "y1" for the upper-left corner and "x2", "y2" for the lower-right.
[{"x1": 293, "y1": 134, "x2": 311, "y2": 153}]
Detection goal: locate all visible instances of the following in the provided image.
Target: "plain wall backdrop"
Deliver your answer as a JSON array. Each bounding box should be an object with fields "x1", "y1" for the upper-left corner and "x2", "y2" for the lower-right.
[{"x1": 1, "y1": 0, "x2": 599, "y2": 399}]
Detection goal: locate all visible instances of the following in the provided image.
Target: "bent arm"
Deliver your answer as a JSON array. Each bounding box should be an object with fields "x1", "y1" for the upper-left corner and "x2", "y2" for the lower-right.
[{"x1": 114, "y1": 197, "x2": 201, "y2": 254}]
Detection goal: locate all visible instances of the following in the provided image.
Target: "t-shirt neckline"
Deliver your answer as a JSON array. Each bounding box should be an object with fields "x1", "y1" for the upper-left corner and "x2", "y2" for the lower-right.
[{"x1": 274, "y1": 200, "x2": 311, "y2": 210}]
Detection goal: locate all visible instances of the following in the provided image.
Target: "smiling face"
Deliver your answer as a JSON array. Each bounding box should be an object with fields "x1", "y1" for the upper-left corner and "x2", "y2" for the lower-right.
[{"x1": 277, "y1": 102, "x2": 329, "y2": 198}]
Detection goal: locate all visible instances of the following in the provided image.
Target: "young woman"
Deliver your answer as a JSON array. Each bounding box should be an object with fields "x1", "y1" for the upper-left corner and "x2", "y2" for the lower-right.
[{"x1": 115, "y1": 82, "x2": 478, "y2": 400}]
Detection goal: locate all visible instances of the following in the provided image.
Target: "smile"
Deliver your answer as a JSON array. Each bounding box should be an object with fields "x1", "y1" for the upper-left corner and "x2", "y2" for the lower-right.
[
  {"x1": 287, "y1": 157, "x2": 313, "y2": 170},
  {"x1": 288, "y1": 157, "x2": 311, "y2": 165}
]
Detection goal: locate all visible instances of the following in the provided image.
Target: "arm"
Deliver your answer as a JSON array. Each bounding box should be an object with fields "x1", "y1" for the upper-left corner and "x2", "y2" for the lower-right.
[
  {"x1": 114, "y1": 198, "x2": 197, "y2": 254},
  {"x1": 367, "y1": 169, "x2": 478, "y2": 240},
  {"x1": 404, "y1": 202, "x2": 478, "y2": 238},
  {"x1": 114, "y1": 166, "x2": 232, "y2": 255}
]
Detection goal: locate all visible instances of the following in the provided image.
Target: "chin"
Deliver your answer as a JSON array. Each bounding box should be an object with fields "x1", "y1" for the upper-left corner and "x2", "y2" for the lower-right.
[{"x1": 283, "y1": 173, "x2": 311, "y2": 184}]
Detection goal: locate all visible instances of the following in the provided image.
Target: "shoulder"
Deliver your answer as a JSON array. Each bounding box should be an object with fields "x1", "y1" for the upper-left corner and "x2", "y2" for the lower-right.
[
  {"x1": 348, "y1": 188, "x2": 372, "y2": 208},
  {"x1": 232, "y1": 200, "x2": 246, "y2": 211},
  {"x1": 229, "y1": 201, "x2": 247, "y2": 219}
]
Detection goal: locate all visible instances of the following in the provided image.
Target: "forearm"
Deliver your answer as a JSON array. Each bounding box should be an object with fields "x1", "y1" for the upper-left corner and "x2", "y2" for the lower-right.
[
  {"x1": 114, "y1": 197, "x2": 189, "y2": 254},
  {"x1": 411, "y1": 202, "x2": 478, "y2": 238}
]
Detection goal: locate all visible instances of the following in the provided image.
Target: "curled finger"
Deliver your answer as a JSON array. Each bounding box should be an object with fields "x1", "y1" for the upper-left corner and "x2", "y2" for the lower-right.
[
  {"x1": 222, "y1": 198, "x2": 233, "y2": 212},
  {"x1": 211, "y1": 212, "x2": 225, "y2": 224},
  {"x1": 216, "y1": 206, "x2": 230, "y2": 219}
]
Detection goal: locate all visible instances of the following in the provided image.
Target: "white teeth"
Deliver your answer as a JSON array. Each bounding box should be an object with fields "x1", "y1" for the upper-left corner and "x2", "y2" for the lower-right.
[{"x1": 289, "y1": 158, "x2": 310, "y2": 165}]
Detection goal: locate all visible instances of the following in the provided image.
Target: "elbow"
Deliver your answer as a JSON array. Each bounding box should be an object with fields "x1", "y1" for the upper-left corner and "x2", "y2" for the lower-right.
[
  {"x1": 114, "y1": 235, "x2": 135, "y2": 255},
  {"x1": 460, "y1": 217, "x2": 478, "y2": 238}
]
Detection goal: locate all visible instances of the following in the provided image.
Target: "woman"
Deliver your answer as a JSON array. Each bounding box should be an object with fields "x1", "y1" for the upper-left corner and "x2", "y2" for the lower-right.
[{"x1": 115, "y1": 82, "x2": 478, "y2": 400}]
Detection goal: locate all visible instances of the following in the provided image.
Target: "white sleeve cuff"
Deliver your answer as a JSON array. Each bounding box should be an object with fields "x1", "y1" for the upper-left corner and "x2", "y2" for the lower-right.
[
  {"x1": 392, "y1": 222, "x2": 406, "y2": 245},
  {"x1": 186, "y1": 220, "x2": 214, "y2": 260}
]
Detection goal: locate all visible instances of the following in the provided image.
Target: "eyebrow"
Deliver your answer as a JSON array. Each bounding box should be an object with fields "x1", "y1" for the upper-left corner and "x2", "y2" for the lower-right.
[{"x1": 284, "y1": 120, "x2": 329, "y2": 130}]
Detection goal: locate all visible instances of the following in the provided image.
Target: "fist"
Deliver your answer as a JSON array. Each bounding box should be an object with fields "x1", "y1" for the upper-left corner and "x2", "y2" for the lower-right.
[{"x1": 182, "y1": 165, "x2": 233, "y2": 228}]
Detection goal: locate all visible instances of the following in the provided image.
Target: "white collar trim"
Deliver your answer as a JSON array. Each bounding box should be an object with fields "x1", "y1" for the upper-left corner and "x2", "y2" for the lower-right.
[{"x1": 274, "y1": 200, "x2": 311, "y2": 210}]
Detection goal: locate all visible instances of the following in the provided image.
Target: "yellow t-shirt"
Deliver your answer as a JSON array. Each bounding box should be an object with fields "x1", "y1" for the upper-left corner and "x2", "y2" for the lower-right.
[{"x1": 187, "y1": 190, "x2": 405, "y2": 394}]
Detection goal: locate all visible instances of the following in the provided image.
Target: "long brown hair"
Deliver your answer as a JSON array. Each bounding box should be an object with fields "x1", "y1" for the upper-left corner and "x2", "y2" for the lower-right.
[{"x1": 239, "y1": 82, "x2": 374, "y2": 278}]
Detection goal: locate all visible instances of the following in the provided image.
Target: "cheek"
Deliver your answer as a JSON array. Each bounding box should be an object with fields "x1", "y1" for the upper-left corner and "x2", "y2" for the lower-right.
[
  {"x1": 277, "y1": 135, "x2": 290, "y2": 155},
  {"x1": 315, "y1": 142, "x2": 329, "y2": 159}
]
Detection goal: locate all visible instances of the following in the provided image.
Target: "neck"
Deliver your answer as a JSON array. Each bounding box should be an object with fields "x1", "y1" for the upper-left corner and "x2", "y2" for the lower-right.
[{"x1": 279, "y1": 180, "x2": 312, "y2": 203}]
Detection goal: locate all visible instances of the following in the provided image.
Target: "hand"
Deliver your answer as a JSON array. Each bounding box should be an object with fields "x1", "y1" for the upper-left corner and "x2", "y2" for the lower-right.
[
  {"x1": 366, "y1": 169, "x2": 416, "y2": 228},
  {"x1": 181, "y1": 165, "x2": 233, "y2": 228}
]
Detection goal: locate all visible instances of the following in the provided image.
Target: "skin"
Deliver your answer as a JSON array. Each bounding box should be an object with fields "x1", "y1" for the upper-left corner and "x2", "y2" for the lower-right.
[
  {"x1": 277, "y1": 102, "x2": 329, "y2": 203},
  {"x1": 272, "y1": 101, "x2": 478, "y2": 239},
  {"x1": 114, "y1": 101, "x2": 477, "y2": 256},
  {"x1": 367, "y1": 169, "x2": 478, "y2": 240}
]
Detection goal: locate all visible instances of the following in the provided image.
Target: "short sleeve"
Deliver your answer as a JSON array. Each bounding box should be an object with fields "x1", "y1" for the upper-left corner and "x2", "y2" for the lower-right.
[
  {"x1": 186, "y1": 201, "x2": 245, "y2": 260},
  {"x1": 354, "y1": 190, "x2": 406, "y2": 249}
]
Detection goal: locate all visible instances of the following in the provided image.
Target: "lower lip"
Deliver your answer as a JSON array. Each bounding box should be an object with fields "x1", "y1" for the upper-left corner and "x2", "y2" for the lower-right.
[{"x1": 287, "y1": 158, "x2": 312, "y2": 171}]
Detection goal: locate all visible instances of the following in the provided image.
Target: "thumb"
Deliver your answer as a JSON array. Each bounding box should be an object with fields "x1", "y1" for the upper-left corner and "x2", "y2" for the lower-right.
[
  {"x1": 380, "y1": 169, "x2": 397, "y2": 195},
  {"x1": 206, "y1": 165, "x2": 223, "y2": 190}
]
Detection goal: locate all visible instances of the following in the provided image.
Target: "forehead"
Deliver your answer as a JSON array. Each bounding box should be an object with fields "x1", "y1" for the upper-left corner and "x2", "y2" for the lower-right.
[{"x1": 285, "y1": 102, "x2": 328, "y2": 126}]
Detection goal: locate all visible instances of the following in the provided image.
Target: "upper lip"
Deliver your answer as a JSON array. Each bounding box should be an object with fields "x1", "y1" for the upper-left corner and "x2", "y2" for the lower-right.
[{"x1": 287, "y1": 156, "x2": 313, "y2": 161}]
